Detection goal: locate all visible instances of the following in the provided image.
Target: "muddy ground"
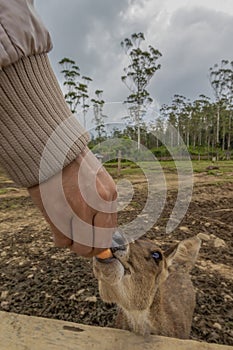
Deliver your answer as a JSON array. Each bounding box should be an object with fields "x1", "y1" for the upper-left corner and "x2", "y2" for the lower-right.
[{"x1": 0, "y1": 169, "x2": 232, "y2": 346}]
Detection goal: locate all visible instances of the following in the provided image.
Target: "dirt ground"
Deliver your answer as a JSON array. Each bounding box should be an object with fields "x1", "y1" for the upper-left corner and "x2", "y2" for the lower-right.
[{"x1": 0, "y1": 168, "x2": 232, "y2": 346}]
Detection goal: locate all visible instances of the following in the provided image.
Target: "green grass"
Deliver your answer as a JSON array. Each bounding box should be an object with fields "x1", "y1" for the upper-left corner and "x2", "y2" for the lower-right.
[
  {"x1": 1, "y1": 160, "x2": 232, "y2": 186},
  {"x1": 192, "y1": 160, "x2": 233, "y2": 174},
  {"x1": 0, "y1": 186, "x2": 20, "y2": 195},
  {"x1": 104, "y1": 160, "x2": 233, "y2": 178}
]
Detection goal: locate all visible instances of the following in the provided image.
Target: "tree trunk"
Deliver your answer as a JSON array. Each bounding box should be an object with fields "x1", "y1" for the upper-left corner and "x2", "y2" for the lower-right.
[
  {"x1": 225, "y1": 113, "x2": 231, "y2": 160},
  {"x1": 137, "y1": 125, "x2": 141, "y2": 150},
  {"x1": 193, "y1": 134, "x2": 196, "y2": 147},
  {"x1": 207, "y1": 135, "x2": 210, "y2": 160},
  {"x1": 216, "y1": 105, "x2": 220, "y2": 146},
  {"x1": 227, "y1": 112, "x2": 232, "y2": 150},
  {"x1": 187, "y1": 132, "x2": 189, "y2": 147}
]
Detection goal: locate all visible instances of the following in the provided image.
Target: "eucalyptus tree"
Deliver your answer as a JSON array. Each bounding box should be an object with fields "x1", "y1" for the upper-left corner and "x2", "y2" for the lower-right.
[
  {"x1": 91, "y1": 90, "x2": 107, "y2": 141},
  {"x1": 226, "y1": 101, "x2": 233, "y2": 155},
  {"x1": 226, "y1": 107, "x2": 232, "y2": 158},
  {"x1": 59, "y1": 58, "x2": 80, "y2": 114},
  {"x1": 59, "y1": 58, "x2": 92, "y2": 127},
  {"x1": 209, "y1": 60, "x2": 233, "y2": 151},
  {"x1": 160, "y1": 103, "x2": 177, "y2": 147},
  {"x1": 224, "y1": 61, "x2": 233, "y2": 155},
  {"x1": 148, "y1": 116, "x2": 165, "y2": 148},
  {"x1": 171, "y1": 94, "x2": 192, "y2": 147},
  {"x1": 198, "y1": 95, "x2": 213, "y2": 152},
  {"x1": 190, "y1": 95, "x2": 213, "y2": 157},
  {"x1": 121, "y1": 32, "x2": 162, "y2": 149},
  {"x1": 161, "y1": 95, "x2": 191, "y2": 147},
  {"x1": 76, "y1": 76, "x2": 93, "y2": 129},
  {"x1": 189, "y1": 99, "x2": 200, "y2": 148}
]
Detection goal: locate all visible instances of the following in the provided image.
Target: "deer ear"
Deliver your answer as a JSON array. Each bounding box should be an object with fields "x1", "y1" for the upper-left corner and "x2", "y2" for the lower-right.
[{"x1": 165, "y1": 236, "x2": 201, "y2": 272}]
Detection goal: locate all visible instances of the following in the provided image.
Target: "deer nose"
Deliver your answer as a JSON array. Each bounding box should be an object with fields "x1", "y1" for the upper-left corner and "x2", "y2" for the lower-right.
[
  {"x1": 111, "y1": 245, "x2": 127, "y2": 254},
  {"x1": 111, "y1": 230, "x2": 128, "y2": 253}
]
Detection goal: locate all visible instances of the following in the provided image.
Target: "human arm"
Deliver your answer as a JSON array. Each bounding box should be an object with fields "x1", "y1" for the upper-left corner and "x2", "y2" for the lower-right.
[{"x1": 0, "y1": 0, "x2": 117, "y2": 256}]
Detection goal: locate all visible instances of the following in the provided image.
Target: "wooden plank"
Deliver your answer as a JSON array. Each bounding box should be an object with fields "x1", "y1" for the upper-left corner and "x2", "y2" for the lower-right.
[{"x1": 0, "y1": 311, "x2": 232, "y2": 350}]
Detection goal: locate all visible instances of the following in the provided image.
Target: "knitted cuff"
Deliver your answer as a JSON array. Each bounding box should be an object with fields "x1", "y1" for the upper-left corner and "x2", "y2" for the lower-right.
[{"x1": 0, "y1": 54, "x2": 90, "y2": 188}]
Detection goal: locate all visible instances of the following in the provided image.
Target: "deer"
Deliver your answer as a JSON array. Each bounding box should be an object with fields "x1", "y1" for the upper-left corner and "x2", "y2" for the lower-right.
[{"x1": 93, "y1": 236, "x2": 201, "y2": 338}]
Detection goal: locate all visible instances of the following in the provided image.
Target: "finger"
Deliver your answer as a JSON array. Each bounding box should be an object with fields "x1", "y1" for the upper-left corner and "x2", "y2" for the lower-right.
[
  {"x1": 29, "y1": 169, "x2": 75, "y2": 234},
  {"x1": 69, "y1": 242, "x2": 93, "y2": 257},
  {"x1": 70, "y1": 243, "x2": 105, "y2": 257},
  {"x1": 89, "y1": 173, "x2": 117, "y2": 213},
  {"x1": 93, "y1": 212, "x2": 117, "y2": 249},
  {"x1": 62, "y1": 162, "x2": 97, "y2": 248},
  {"x1": 71, "y1": 212, "x2": 95, "y2": 248},
  {"x1": 28, "y1": 186, "x2": 73, "y2": 248},
  {"x1": 48, "y1": 221, "x2": 72, "y2": 247},
  {"x1": 76, "y1": 149, "x2": 117, "y2": 210}
]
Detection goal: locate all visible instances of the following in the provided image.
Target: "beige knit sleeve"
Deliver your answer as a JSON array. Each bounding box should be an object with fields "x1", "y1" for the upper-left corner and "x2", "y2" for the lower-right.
[
  {"x1": 0, "y1": 54, "x2": 90, "y2": 188},
  {"x1": 0, "y1": 0, "x2": 52, "y2": 69}
]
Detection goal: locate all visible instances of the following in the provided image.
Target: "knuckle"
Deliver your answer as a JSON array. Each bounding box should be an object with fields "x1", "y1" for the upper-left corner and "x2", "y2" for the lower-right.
[
  {"x1": 99, "y1": 184, "x2": 117, "y2": 202},
  {"x1": 70, "y1": 244, "x2": 94, "y2": 257},
  {"x1": 112, "y1": 188, "x2": 118, "y2": 201},
  {"x1": 99, "y1": 188, "x2": 112, "y2": 201}
]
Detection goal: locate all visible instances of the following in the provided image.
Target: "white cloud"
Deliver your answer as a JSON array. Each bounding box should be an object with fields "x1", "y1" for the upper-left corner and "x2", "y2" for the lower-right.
[
  {"x1": 164, "y1": 0, "x2": 233, "y2": 16},
  {"x1": 151, "y1": 6, "x2": 233, "y2": 104},
  {"x1": 34, "y1": 0, "x2": 233, "y2": 110}
]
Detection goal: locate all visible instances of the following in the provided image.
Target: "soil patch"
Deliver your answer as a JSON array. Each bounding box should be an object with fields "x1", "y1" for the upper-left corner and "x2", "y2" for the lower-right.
[{"x1": 0, "y1": 173, "x2": 232, "y2": 345}]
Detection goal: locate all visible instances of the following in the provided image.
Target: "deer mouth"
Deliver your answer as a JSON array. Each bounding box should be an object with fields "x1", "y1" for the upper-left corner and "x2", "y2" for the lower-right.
[
  {"x1": 111, "y1": 243, "x2": 128, "y2": 258},
  {"x1": 111, "y1": 245, "x2": 132, "y2": 275},
  {"x1": 94, "y1": 246, "x2": 127, "y2": 264},
  {"x1": 95, "y1": 256, "x2": 115, "y2": 264},
  {"x1": 95, "y1": 231, "x2": 128, "y2": 264},
  {"x1": 111, "y1": 245, "x2": 127, "y2": 254}
]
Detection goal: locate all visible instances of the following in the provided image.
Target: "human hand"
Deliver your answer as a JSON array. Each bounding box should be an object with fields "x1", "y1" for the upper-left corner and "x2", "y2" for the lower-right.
[{"x1": 28, "y1": 147, "x2": 117, "y2": 257}]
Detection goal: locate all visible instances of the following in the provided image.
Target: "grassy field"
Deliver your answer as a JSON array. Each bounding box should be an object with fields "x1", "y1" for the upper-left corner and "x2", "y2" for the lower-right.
[
  {"x1": 105, "y1": 159, "x2": 233, "y2": 180},
  {"x1": 0, "y1": 159, "x2": 232, "y2": 193}
]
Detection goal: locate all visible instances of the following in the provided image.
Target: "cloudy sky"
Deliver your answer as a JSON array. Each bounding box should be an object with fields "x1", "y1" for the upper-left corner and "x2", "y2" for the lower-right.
[{"x1": 34, "y1": 0, "x2": 233, "y2": 111}]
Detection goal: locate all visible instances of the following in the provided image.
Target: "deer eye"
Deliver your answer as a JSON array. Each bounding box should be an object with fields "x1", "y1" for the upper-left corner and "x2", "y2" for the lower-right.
[{"x1": 151, "y1": 251, "x2": 162, "y2": 262}]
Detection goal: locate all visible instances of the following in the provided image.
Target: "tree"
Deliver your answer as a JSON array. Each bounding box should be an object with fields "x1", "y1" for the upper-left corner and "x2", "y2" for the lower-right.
[
  {"x1": 171, "y1": 94, "x2": 191, "y2": 147},
  {"x1": 59, "y1": 58, "x2": 92, "y2": 127},
  {"x1": 190, "y1": 95, "x2": 213, "y2": 158},
  {"x1": 121, "y1": 32, "x2": 162, "y2": 150},
  {"x1": 91, "y1": 90, "x2": 107, "y2": 142},
  {"x1": 160, "y1": 95, "x2": 191, "y2": 148},
  {"x1": 209, "y1": 60, "x2": 233, "y2": 154},
  {"x1": 76, "y1": 76, "x2": 93, "y2": 129},
  {"x1": 59, "y1": 58, "x2": 80, "y2": 114},
  {"x1": 224, "y1": 61, "x2": 233, "y2": 155},
  {"x1": 147, "y1": 116, "x2": 165, "y2": 148}
]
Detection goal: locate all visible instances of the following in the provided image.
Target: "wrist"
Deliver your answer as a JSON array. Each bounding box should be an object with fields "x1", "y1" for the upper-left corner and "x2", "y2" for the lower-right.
[{"x1": 0, "y1": 54, "x2": 89, "y2": 188}]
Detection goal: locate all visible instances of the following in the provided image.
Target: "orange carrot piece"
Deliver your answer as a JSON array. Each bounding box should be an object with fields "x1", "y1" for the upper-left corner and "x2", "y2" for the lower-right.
[{"x1": 96, "y1": 248, "x2": 113, "y2": 259}]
